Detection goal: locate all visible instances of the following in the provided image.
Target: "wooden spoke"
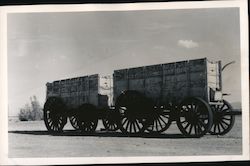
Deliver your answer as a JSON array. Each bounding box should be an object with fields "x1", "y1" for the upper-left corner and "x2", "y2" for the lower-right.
[
  {"x1": 188, "y1": 124, "x2": 193, "y2": 135},
  {"x1": 194, "y1": 125, "x2": 198, "y2": 135},
  {"x1": 217, "y1": 124, "x2": 221, "y2": 133},
  {"x1": 197, "y1": 123, "x2": 202, "y2": 132},
  {"x1": 220, "y1": 119, "x2": 230, "y2": 126},
  {"x1": 122, "y1": 118, "x2": 129, "y2": 126},
  {"x1": 222, "y1": 117, "x2": 231, "y2": 120},
  {"x1": 184, "y1": 123, "x2": 190, "y2": 130},
  {"x1": 129, "y1": 122, "x2": 133, "y2": 133},
  {"x1": 159, "y1": 116, "x2": 169, "y2": 125},
  {"x1": 219, "y1": 104, "x2": 226, "y2": 111},
  {"x1": 197, "y1": 119, "x2": 207, "y2": 129},
  {"x1": 134, "y1": 120, "x2": 141, "y2": 130},
  {"x1": 69, "y1": 116, "x2": 80, "y2": 130}
]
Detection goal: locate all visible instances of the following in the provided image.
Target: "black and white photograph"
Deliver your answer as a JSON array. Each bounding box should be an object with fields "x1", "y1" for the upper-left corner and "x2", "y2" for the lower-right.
[{"x1": 0, "y1": 0, "x2": 249, "y2": 165}]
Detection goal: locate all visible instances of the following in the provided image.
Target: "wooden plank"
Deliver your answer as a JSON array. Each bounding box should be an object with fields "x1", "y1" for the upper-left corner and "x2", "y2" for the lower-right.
[
  {"x1": 128, "y1": 67, "x2": 144, "y2": 79},
  {"x1": 113, "y1": 80, "x2": 127, "y2": 99},
  {"x1": 189, "y1": 87, "x2": 206, "y2": 97},
  {"x1": 175, "y1": 61, "x2": 188, "y2": 74},
  {"x1": 144, "y1": 64, "x2": 163, "y2": 77},
  {"x1": 89, "y1": 93, "x2": 99, "y2": 106},
  {"x1": 145, "y1": 77, "x2": 162, "y2": 101},
  {"x1": 114, "y1": 69, "x2": 128, "y2": 80},
  {"x1": 190, "y1": 72, "x2": 205, "y2": 88},
  {"x1": 163, "y1": 63, "x2": 175, "y2": 75},
  {"x1": 128, "y1": 79, "x2": 145, "y2": 93},
  {"x1": 189, "y1": 58, "x2": 206, "y2": 72},
  {"x1": 46, "y1": 74, "x2": 100, "y2": 108},
  {"x1": 89, "y1": 74, "x2": 99, "y2": 91}
]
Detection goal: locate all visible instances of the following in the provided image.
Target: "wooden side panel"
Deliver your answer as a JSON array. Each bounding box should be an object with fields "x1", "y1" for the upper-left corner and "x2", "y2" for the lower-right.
[
  {"x1": 144, "y1": 64, "x2": 163, "y2": 101},
  {"x1": 189, "y1": 72, "x2": 206, "y2": 95},
  {"x1": 113, "y1": 80, "x2": 128, "y2": 100},
  {"x1": 189, "y1": 58, "x2": 206, "y2": 72},
  {"x1": 164, "y1": 61, "x2": 190, "y2": 102},
  {"x1": 88, "y1": 74, "x2": 99, "y2": 107},
  {"x1": 161, "y1": 59, "x2": 207, "y2": 103},
  {"x1": 174, "y1": 61, "x2": 189, "y2": 101},
  {"x1": 162, "y1": 63, "x2": 175, "y2": 102},
  {"x1": 128, "y1": 67, "x2": 145, "y2": 93},
  {"x1": 46, "y1": 74, "x2": 99, "y2": 108},
  {"x1": 46, "y1": 83, "x2": 54, "y2": 98},
  {"x1": 162, "y1": 75, "x2": 175, "y2": 102},
  {"x1": 128, "y1": 79, "x2": 144, "y2": 92},
  {"x1": 113, "y1": 58, "x2": 210, "y2": 104},
  {"x1": 189, "y1": 59, "x2": 207, "y2": 100},
  {"x1": 113, "y1": 69, "x2": 128, "y2": 100}
]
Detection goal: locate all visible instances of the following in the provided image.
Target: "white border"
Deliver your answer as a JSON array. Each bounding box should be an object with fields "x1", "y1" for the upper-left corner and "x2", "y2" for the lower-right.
[{"x1": 0, "y1": 0, "x2": 249, "y2": 165}]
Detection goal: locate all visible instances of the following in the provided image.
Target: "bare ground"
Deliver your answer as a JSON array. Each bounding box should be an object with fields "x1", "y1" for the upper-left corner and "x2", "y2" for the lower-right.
[{"x1": 8, "y1": 116, "x2": 242, "y2": 158}]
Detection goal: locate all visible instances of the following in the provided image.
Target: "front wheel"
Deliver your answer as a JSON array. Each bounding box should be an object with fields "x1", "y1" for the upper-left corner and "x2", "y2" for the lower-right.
[
  {"x1": 43, "y1": 97, "x2": 67, "y2": 132},
  {"x1": 209, "y1": 100, "x2": 235, "y2": 135},
  {"x1": 102, "y1": 109, "x2": 119, "y2": 131},
  {"x1": 74, "y1": 104, "x2": 98, "y2": 133},
  {"x1": 177, "y1": 97, "x2": 213, "y2": 138}
]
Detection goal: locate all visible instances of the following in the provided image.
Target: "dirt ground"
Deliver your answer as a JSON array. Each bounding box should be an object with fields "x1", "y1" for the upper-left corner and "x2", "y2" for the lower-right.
[{"x1": 8, "y1": 116, "x2": 242, "y2": 158}]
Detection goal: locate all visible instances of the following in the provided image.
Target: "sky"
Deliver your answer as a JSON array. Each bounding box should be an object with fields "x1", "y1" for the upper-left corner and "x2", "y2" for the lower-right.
[{"x1": 7, "y1": 7, "x2": 241, "y2": 116}]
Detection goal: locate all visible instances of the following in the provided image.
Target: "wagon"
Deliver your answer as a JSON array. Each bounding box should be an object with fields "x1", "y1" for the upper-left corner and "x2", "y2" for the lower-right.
[
  {"x1": 43, "y1": 74, "x2": 112, "y2": 132},
  {"x1": 43, "y1": 58, "x2": 238, "y2": 137}
]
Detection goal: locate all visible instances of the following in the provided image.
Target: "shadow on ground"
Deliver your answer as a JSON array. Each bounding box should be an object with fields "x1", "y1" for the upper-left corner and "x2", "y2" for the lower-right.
[{"x1": 8, "y1": 130, "x2": 194, "y2": 139}]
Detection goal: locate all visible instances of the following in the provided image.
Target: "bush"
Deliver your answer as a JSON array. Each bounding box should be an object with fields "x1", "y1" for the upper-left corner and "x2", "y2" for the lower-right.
[{"x1": 18, "y1": 96, "x2": 43, "y2": 121}]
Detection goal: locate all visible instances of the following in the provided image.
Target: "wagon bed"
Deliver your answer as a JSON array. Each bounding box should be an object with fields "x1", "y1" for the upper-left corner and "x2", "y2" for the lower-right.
[{"x1": 113, "y1": 58, "x2": 221, "y2": 104}]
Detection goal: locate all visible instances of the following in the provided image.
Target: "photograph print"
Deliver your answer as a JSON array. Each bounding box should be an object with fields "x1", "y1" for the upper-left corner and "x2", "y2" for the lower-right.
[{"x1": 1, "y1": 0, "x2": 249, "y2": 165}]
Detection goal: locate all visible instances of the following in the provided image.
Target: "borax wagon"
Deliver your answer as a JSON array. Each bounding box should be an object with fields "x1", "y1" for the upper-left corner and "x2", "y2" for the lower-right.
[{"x1": 43, "y1": 58, "x2": 238, "y2": 137}]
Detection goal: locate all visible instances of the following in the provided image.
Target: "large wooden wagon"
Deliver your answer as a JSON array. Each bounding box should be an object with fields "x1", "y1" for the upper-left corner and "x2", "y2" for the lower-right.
[
  {"x1": 43, "y1": 58, "x2": 237, "y2": 137},
  {"x1": 43, "y1": 74, "x2": 112, "y2": 132}
]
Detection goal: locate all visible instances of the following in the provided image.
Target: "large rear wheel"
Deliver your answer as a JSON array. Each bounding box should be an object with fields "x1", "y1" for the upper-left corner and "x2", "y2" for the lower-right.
[
  {"x1": 146, "y1": 105, "x2": 172, "y2": 134},
  {"x1": 115, "y1": 91, "x2": 153, "y2": 135},
  {"x1": 177, "y1": 97, "x2": 213, "y2": 138}
]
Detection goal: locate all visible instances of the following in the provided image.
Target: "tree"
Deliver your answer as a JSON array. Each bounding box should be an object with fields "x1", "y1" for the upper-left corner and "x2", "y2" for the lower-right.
[{"x1": 18, "y1": 95, "x2": 43, "y2": 121}]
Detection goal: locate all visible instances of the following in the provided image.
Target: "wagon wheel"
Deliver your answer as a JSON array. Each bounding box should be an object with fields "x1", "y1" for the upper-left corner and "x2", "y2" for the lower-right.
[
  {"x1": 209, "y1": 100, "x2": 235, "y2": 135},
  {"x1": 115, "y1": 91, "x2": 153, "y2": 135},
  {"x1": 177, "y1": 97, "x2": 213, "y2": 138},
  {"x1": 102, "y1": 109, "x2": 119, "y2": 131},
  {"x1": 74, "y1": 104, "x2": 98, "y2": 133},
  {"x1": 146, "y1": 105, "x2": 172, "y2": 134},
  {"x1": 43, "y1": 97, "x2": 67, "y2": 132},
  {"x1": 69, "y1": 115, "x2": 80, "y2": 130}
]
